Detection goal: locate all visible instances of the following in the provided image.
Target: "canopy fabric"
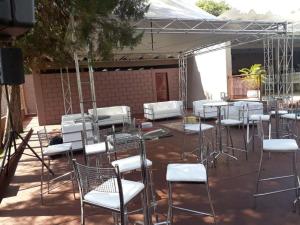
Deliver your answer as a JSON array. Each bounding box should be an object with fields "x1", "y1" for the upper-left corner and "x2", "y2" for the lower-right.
[{"x1": 113, "y1": 0, "x2": 288, "y2": 60}]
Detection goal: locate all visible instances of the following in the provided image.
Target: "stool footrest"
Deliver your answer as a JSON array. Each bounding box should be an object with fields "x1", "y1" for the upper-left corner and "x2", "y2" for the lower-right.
[{"x1": 172, "y1": 205, "x2": 213, "y2": 217}]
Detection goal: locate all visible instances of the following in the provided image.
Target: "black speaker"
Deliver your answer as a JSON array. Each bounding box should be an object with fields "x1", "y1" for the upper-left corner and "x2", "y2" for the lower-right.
[
  {"x1": 0, "y1": 0, "x2": 35, "y2": 37},
  {"x1": 0, "y1": 48, "x2": 24, "y2": 85}
]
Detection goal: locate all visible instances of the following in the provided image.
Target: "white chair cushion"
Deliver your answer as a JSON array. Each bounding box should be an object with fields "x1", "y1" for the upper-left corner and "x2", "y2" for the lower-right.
[
  {"x1": 249, "y1": 114, "x2": 270, "y2": 121},
  {"x1": 184, "y1": 124, "x2": 214, "y2": 132},
  {"x1": 263, "y1": 139, "x2": 299, "y2": 152},
  {"x1": 220, "y1": 119, "x2": 242, "y2": 126},
  {"x1": 270, "y1": 110, "x2": 288, "y2": 115},
  {"x1": 85, "y1": 142, "x2": 113, "y2": 156},
  {"x1": 111, "y1": 155, "x2": 152, "y2": 173},
  {"x1": 43, "y1": 143, "x2": 72, "y2": 156},
  {"x1": 84, "y1": 179, "x2": 144, "y2": 209},
  {"x1": 166, "y1": 163, "x2": 207, "y2": 182},
  {"x1": 280, "y1": 113, "x2": 300, "y2": 120}
]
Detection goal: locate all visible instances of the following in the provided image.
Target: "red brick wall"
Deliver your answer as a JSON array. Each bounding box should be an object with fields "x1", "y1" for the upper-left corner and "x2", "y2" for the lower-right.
[{"x1": 32, "y1": 68, "x2": 179, "y2": 125}]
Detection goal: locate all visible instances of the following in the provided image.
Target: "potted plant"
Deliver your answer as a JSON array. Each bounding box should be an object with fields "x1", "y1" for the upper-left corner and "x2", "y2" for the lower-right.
[{"x1": 239, "y1": 64, "x2": 266, "y2": 99}]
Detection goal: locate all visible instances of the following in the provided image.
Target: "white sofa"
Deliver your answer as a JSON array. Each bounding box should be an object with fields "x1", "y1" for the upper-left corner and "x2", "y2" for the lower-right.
[
  {"x1": 88, "y1": 106, "x2": 131, "y2": 126},
  {"x1": 143, "y1": 101, "x2": 183, "y2": 120},
  {"x1": 61, "y1": 113, "x2": 94, "y2": 150},
  {"x1": 193, "y1": 100, "x2": 222, "y2": 119},
  {"x1": 225, "y1": 101, "x2": 263, "y2": 124}
]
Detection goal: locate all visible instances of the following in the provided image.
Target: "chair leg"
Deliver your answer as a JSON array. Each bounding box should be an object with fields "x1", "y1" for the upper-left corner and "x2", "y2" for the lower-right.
[
  {"x1": 206, "y1": 182, "x2": 217, "y2": 224},
  {"x1": 254, "y1": 150, "x2": 264, "y2": 209},
  {"x1": 41, "y1": 159, "x2": 44, "y2": 204},
  {"x1": 252, "y1": 121, "x2": 255, "y2": 152},
  {"x1": 292, "y1": 152, "x2": 300, "y2": 204},
  {"x1": 81, "y1": 202, "x2": 85, "y2": 225},
  {"x1": 242, "y1": 124, "x2": 248, "y2": 160},
  {"x1": 167, "y1": 182, "x2": 173, "y2": 225},
  {"x1": 149, "y1": 168, "x2": 157, "y2": 211}
]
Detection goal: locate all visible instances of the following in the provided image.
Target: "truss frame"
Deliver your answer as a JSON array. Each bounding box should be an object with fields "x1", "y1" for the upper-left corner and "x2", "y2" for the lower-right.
[
  {"x1": 60, "y1": 67, "x2": 73, "y2": 115},
  {"x1": 178, "y1": 54, "x2": 188, "y2": 109}
]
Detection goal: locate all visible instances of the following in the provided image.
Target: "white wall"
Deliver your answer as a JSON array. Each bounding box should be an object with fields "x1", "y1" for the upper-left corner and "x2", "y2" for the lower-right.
[{"x1": 187, "y1": 43, "x2": 230, "y2": 107}]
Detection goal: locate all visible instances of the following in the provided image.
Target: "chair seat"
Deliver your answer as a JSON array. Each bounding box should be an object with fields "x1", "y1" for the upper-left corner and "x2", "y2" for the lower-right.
[
  {"x1": 184, "y1": 123, "x2": 214, "y2": 132},
  {"x1": 85, "y1": 142, "x2": 113, "y2": 156},
  {"x1": 166, "y1": 163, "x2": 207, "y2": 182},
  {"x1": 43, "y1": 143, "x2": 72, "y2": 156},
  {"x1": 263, "y1": 139, "x2": 299, "y2": 152},
  {"x1": 220, "y1": 119, "x2": 242, "y2": 126},
  {"x1": 111, "y1": 155, "x2": 152, "y2": 173},
  {"x1": 270, "y1": 110, "x2": 288, "y2": 115},
  {"x1": 280, "y1": 113, "x2": 300, "y2": 120},
  {"x1": 249, "y1": 114, "x2": 270, "y2": 121},
  {"x1": 84, "y1": 179, "x2": 144, "y2": 210}
]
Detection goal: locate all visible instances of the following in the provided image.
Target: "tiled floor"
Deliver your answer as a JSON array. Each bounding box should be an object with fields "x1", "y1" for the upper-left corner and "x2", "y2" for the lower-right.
[{"x1": 1, "y1": 116, "x2": 300, "y2": 225}]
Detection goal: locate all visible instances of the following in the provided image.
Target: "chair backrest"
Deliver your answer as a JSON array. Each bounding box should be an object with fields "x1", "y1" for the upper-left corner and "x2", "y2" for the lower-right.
[
  {"x1": 37, "y1": 126, "x2": 49, "y2": 150},
  {"x1": 256, "y1": 119, "x2": 265, "y2": 142},
  {"x1": 72, "y1": 160, "x2": 124, "y2": 211}
]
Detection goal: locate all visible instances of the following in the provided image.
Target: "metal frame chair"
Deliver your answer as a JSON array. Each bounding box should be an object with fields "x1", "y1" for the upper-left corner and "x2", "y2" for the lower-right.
[
  {"x1": 72, "y1": 160, "x2": 145, "y2": 225},
  {"x1": 108, "y1": 130, "x2": 157, "y2": 210},
  {"x1": 219, "y1": 104, "x2": 248, "y2": 160},
  {"x1": 82, "y1": 126, "x2": 114, "y2": 167},
  {"x1": 246, "y1": 103, "x2": 272, "y2": 152},
  {"x1": 37, "y1": 127, "x2": 75, "y2": 204},
  {"x1": 166, "y1": 119, "x2": 216, "y2": 224},
  {"x1": 253, "y1": 119, "x2": 300, "y2": 209},
  {"x1": 181, "y1": 112, "x2": 215, "y2": 161}
]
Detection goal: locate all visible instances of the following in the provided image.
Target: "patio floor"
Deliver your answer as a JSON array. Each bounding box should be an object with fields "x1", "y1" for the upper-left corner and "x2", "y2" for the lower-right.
[{"x1": 1, "y1": 116, "x2": 300, "y2": 225}]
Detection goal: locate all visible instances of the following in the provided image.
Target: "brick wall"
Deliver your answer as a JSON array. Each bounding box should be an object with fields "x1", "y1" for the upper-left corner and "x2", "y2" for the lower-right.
[{"x1": 32, "y1": 68, "x2": 179, "y2": 125}]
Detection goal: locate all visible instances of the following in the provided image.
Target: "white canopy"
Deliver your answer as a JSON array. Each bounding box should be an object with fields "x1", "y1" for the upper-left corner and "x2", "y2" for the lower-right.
[{"x1": 113, "y1": 0, "x2": 288, "y2": 60}]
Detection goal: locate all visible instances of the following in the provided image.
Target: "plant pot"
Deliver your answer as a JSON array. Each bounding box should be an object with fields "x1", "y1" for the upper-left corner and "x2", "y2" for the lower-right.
[{"x1": 247, "y1": 90, "x2": 260, "y2": 98}]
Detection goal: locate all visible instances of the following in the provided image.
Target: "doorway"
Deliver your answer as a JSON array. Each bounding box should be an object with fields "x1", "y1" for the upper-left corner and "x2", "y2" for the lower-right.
[{"x1": 155, "y1": 72, "x2": 169, "y2": 102}]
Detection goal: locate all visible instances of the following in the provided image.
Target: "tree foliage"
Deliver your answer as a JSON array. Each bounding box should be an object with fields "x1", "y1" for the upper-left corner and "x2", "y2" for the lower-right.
[
  {"x1": 17, "y1": 0, "x2": 149, "y2": 71},
  {"x1": 196, "y1": 0, "x2": 230, "y2": 16}
]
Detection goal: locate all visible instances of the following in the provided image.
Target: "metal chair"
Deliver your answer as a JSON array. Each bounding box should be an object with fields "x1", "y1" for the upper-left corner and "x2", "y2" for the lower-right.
[
  {"x1": 219, "y1": 104, "x2": 248, "y2": 160},
  {"x1": 246, "y1": 103, "x2": 271, "y2": 152},
  {"x1": 82, "y1": 126, "x2": 114, "y2": 167},
  {"x1": 72, "y1": 160, "x2": 145, "y2": 225},
  {"x1": 166, "y1": 119, "x2": 216, "y2": 224},
  {"x1": 253, "y1": 119, "x2": 300, "y2": 209},
  {"x1": 108, "y1": 131, "x2": 157, "y2": 209},
  {"x1": 37, "y1": 127, "x2": 75, "y2": 204},
  {"x1": 181, "y1": 113, "x2": 215, "y2": 161}
]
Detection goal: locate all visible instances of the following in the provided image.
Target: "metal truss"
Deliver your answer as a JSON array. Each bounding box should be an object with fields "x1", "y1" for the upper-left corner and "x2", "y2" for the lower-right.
[
  {"x1": 60, "y1": 67, "x2": 73, "y2": 115},
  {"x1": 179, "y1": 54, "x2": 188, "y2": 109},
  {"x1": 135, "y1": 18, "x2": 286, "y2": 35},
  {"x1": 264, "y1": 32, "x2": 294, "y2": 99}
]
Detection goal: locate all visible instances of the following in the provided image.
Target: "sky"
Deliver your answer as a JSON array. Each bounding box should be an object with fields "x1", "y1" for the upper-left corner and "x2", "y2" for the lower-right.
[{"x1": 223, "y1": 0, "x2": 300, "y2": 16}]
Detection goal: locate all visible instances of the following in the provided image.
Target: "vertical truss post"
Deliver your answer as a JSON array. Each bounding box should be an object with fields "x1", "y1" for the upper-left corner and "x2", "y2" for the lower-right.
[
  {"x1": 264, "y1": 24, "x2": 293, "y2": 100},
  {"x1": 264, "y1": 36, "x2": 275, "y2": 98},
  {"x1": 60, "y1": 67, "x2": 73, "y2": 115},
  {"x1": 88, "y1": 58, "x2": 99, "y2": 142},
  {"x1": 179, "y1": 54, "x2": 188, "y2": 110},
  {"x1": 74, "y1": 52, "x2": 87, "y2": 142}
]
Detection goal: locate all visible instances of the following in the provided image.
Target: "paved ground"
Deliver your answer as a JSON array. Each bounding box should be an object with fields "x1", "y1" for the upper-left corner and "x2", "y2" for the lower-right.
[{"x1": 1, "y1": 116, "x2": 300, "y2": 225}]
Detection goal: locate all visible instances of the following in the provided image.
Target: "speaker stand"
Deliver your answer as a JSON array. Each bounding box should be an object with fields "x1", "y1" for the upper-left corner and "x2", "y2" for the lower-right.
[{"x1": 0, "y1": 85, "x2": 54, "y2": 176}]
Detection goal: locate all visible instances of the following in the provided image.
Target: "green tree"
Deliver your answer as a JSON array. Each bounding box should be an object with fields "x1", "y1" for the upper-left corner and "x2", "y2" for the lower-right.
[
  {"x1": 6, "y1": 0, "x2": 148, "y2": 140},
  {"x1": 196, "y1": 0, "x2": 230, "y2": 16}
]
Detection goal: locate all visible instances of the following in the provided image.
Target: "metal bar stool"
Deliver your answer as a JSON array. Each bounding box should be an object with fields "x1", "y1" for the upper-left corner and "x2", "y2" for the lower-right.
[
  {"x1": 246, "y1": 103, "x2": 271, "y2": 152},
  {"x1": 166, "y1": 120, "x2": 216, "y2": 224},
  {"x1": 181, "y1": 113, "x2": 215, "y2": 160},
  {"x1": 253, "y1": 119, "x2": 300, "y2": 209},
  {"x1": 108, "y1": 131, "x2": 157, "y2": 210},
  {"x1": 219, "y1": 104, "x2": 248, "y2": 160},
  {"x1": 37, "y1": 127, "x2": 75, "y2": 204}
]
